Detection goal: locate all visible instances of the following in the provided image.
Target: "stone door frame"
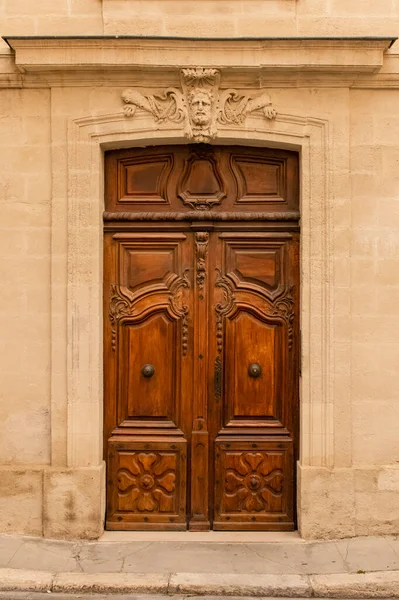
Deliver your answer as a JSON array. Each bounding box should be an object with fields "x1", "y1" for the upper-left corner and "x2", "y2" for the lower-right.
[{"x1": 51, "y1": 109, "x2": 337, "y2": 535}]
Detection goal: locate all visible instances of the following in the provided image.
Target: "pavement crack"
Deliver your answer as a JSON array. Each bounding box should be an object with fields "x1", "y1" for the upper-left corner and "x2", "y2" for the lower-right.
[
  {"x1": 244, "y1": 543, "x2": 297, "y2": 574},
  {"x1": 167, "y1": 572, "x2": 172, "y2": 594},
  {"x1": 71, "y1": 541, "x2": 84, "y2": 573},
  {"x1": 334, "y1": 540, "x2": 350, "y2": 572},
  {"x1": 386, "y1": 538, "x2": 399, "y2": 562},
  {"x1": 120, "y1": 555, "x2": 126, "y2": 573},
  {"x1": 118, "y1": 542, "x2": 155, "y2": 572},
  {"x1": 4, "y1": 542, "x2": 24, "y2": 568}
]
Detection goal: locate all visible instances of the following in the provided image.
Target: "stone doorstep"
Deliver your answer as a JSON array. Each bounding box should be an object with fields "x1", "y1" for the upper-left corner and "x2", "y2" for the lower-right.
[{"x1": 0, "y1": 569, "x2": 399, "y2": 598}]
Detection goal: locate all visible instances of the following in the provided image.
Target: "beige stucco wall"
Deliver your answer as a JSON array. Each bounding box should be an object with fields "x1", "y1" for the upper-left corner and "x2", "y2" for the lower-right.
[{"x1": 0, "y1": 2, "x2": 399, "y2": 539}]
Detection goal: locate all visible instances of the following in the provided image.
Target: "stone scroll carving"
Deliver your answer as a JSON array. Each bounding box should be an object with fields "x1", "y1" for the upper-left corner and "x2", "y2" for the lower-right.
[{"x1": 122, "y1": 68, "x2": 276, "y2": 143}]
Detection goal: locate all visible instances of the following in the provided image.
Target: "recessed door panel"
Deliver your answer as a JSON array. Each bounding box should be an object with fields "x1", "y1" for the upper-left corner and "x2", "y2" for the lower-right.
[
  {"x1": 119, "y1": 155, "x2": 173, "y2": 204},
  {"x1": 107, "y1": 438, "x2": 187, "y2": 529},
  {"x1": 224, "y1": 235, "x2": 289, "y2": 295},
  {"x1": 234, "y1": 250, "x2": 280, "y2": 288},
  {"x1": 214, "y1": 440, "x2": 294, "y2": 529},
  {"x1": 123, "y1": 312, "x2": 176, "y2": 421},
  {"x1": 231, "y1": 154, "x2": 287, "y2": 203},
  {"x1": 224, "y1": 311, "x2": 279, "y2": 424},
  {"x1": 116, "y1": 233, "x2": 186, "y2": 291},
  {"x1": 123, "y1": 250, "x2": 175, "y2": 290}
]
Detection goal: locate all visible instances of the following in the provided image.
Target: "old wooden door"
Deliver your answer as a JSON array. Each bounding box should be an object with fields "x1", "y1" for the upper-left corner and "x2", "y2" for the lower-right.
[{"x1": 104, "y1": 145, "x2": 299, "y2": 530}]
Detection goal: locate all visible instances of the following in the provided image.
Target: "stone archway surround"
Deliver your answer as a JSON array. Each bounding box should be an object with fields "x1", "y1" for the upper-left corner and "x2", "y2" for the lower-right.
[{"x1": 47, "y1": 109, "x2": 337, "y2": 538}]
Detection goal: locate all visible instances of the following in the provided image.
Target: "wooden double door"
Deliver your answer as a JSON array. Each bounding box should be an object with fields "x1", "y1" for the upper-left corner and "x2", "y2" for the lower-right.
[{"x1": 104, "y1": 145, "x2": 299, "y2": 530}]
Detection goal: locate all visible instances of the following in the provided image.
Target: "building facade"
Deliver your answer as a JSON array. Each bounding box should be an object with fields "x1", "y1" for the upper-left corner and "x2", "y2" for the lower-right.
[{"x1": 1, "y1": 0, "x2": 399, "y2": 539}]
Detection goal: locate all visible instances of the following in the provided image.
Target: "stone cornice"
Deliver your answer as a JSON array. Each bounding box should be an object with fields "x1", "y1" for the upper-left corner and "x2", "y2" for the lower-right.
[{"x1": 3, "y1": 36, "x2": 396, "y2": 75}]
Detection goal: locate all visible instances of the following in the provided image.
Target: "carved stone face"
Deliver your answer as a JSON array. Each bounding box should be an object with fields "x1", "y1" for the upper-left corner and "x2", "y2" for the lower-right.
[{"x1": 188, "y1": 89, "x2": 213, "y2": 126}]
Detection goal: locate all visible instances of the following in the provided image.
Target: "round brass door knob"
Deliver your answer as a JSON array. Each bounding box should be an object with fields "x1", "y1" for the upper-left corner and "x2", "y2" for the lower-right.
[
  {"x1": 248, "y1": 363, "x2": 262, "y2": 378},
  {"x1": 141, "y1": 364, "x2": 155, "y2": 378}
]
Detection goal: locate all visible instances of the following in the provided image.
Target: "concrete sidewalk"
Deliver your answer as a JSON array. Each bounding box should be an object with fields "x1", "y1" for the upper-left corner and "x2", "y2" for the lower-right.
[{"x1": 0, "y1": 532, "x2": 398, "y2": 597}]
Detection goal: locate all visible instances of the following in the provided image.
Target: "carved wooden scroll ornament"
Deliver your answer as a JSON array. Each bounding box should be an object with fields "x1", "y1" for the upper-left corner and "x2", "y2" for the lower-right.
[
  {"x1": 195, "y1": 232, "x2": 209, "y2": 291},
  {"x1": 109, "y1": 270, "x2": 190, "y2": 355}
]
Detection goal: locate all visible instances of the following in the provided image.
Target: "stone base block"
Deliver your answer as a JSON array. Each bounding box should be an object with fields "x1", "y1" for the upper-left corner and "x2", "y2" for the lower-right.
[
  {"x1": 1, "y1": 462, "x2": 398, "y2": 540},
  {"x1": 43, "y1": 463, "x2": 106, "y2": 540},
  {"x1": 298, "y1": 464, "x2": 356, "y2": 539},
  {"x1": 0, "y1": 467, "x2": 43, "y2": 536},
  {"x1": 355, "y1": 467, "x2": 399, "y2": 536},
  {"x1": 0, "y1": 463, "x2": 105, "y2": 539},
  {"x1": 298, "y1": 464, "x2": 399, "y2": 539}
]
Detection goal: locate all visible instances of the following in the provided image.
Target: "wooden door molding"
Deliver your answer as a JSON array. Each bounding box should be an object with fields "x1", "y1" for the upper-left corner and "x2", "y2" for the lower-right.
[
  {"x1": 190, "y1": 229, "x2": 211, "y2": 530},
  {"x1": 108, "y1": 270, "x2": 190, "y2": 357},
  {"x1": 195, "y1": 232, "x2": 209, "y2": 292}
]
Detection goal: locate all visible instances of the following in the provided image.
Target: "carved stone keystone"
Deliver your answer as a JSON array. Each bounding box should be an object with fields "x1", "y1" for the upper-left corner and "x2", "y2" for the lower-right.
[{"x1": 122, "y1": 67, "x2": 276, "y2": 142}]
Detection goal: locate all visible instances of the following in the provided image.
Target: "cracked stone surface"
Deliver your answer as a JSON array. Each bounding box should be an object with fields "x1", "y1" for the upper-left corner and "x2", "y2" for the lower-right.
[
  {"x1": 6, "y1": 540, "x2": 81, "y2": 573},
  {"x1": 0, "y1": 534, "x2": 398, "y2": 576},
  {"x1": 334, "y1": 537, "x2": 399, "y2": 572}
]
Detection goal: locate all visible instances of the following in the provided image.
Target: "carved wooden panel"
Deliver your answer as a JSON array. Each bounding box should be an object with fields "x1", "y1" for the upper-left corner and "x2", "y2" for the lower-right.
[
  {"x1": 116, "y1": 233, "x2": 184, "y2": 290},
  {"x1": 105, "y1": 145, "x2": 299, "y2": 216},
  {"x1": 121, "y1": 249, "x2": 174, "y2": 290},
  {"x1": 117, "y1": 154, "x2": 173, "y2": 205},
  {"x1": 224, "y1": 311, "x2": 280, "y2": 423},
  {"x1": 231, "y1": 154, "x2": 287, "y2": 203},
  {"x1": 214, "y1": 440, "x2": 294, "y2": 530},
  {"x1": 107, "y1": 438, "x2": 187, "y2": 529},
  {"x1": 177, "y1": 149, "x2": 227, "y2": 210},
  {"x1": 224, "y1": 237, "x2": 288, "y2": 295},
  {"x1": 211, "y1": 233, "x2": 297, "y2": 434},
  {"x1": 122, "y1": 312, "x2": 176, "y2": 421},
  {"x1": 104, "y1": 231, "x2": 193, "y2": 461}
]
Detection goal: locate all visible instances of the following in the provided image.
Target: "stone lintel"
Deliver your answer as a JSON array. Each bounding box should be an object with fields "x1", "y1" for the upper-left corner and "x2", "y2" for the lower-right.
[{"x1": 3, "y1": 36, "x2": 396, "y2": 74}]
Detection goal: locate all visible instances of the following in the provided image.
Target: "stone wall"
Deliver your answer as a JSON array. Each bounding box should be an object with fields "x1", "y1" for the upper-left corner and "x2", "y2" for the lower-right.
[
  {"x1": 0, "y1": 3, "x2": 398, "y2": 539},
  {"x1": 1, "y1": 1, "x2": 399, "y2": 38}
]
